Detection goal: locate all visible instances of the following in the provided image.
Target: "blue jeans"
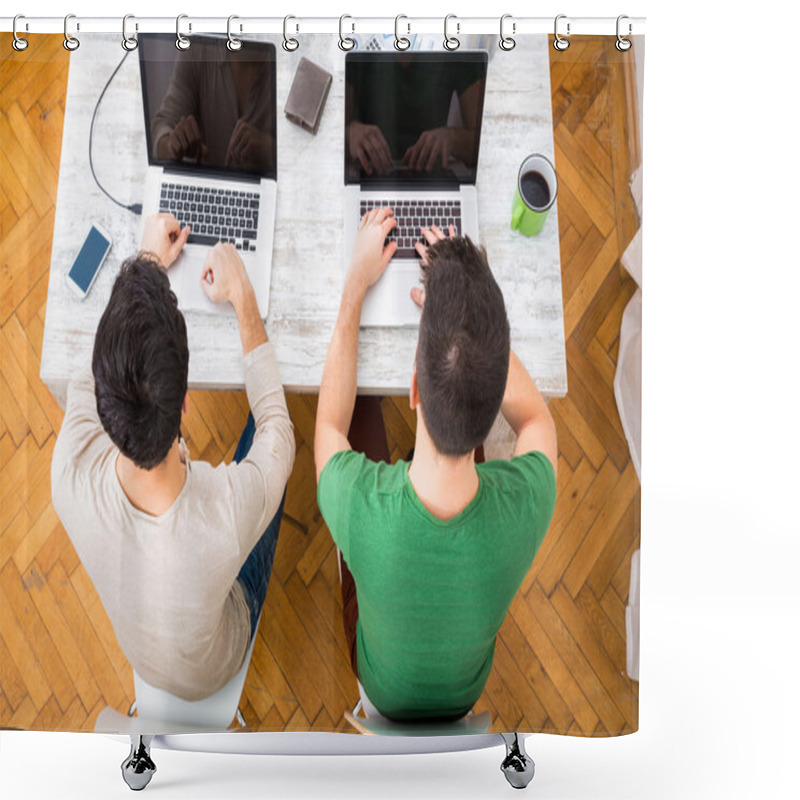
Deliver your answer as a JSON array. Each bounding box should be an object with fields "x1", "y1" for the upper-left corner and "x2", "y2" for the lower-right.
[{"x1": 233, "y1": 413, "x2": 285, "y2": 642}]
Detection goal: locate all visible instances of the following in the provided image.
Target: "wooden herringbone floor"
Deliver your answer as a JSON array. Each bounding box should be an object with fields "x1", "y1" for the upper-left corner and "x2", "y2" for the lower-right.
[{"x1": 0, "y1": 35, "x2": 640, "y2": 735}]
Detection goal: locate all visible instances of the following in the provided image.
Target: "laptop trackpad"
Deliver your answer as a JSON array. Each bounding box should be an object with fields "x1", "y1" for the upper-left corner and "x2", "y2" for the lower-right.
[
  {"x1": 177, "y1": 250, "x2": 229, "y2": 314},
  {"x1": 393, "y1": 270, "x2": 422, "y2": 324}
]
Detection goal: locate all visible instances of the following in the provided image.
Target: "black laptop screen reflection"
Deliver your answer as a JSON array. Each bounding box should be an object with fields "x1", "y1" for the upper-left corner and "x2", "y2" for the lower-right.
[
  {"x1": 139, "y1": 35, "x2": 277, "y2": 180},
  {"x1": 345, "y1": 52, "x2": 487, "y2": 185}
]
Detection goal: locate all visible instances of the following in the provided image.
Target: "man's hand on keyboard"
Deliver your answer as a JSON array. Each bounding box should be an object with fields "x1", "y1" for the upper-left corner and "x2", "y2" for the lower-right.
[
  {"x1": 346, "y1": 207, "x2": 398, "y2": 296},
  {"x1": 414, "y1": 223, "x2": 457, "y2": 265},
  {"x1": 140, "y1": 213, "x2": 191, "y2": 269}
]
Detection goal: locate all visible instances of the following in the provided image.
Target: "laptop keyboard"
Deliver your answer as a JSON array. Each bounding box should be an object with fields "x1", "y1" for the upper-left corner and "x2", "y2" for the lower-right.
[
  {"x1": 359, "y1": 198, "x2": 462, "y2": 259},
  {"x1": 158, "y1": 182, "x2": 260, "y2": 252}
]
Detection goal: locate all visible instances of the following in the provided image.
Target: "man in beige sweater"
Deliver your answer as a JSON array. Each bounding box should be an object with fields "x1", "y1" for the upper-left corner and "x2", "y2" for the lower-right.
[{"x1": 51, "y1": 214, "x2": 295, "y2": 700}]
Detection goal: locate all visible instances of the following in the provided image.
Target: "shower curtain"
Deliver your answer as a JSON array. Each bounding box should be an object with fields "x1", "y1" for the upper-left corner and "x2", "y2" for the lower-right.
[{"x1": 0, "y1": 22, "x2": 642, "y2": 747}]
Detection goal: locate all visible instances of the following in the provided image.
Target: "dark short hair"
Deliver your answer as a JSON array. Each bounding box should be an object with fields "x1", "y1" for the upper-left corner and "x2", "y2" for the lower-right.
[
  {"x1": 416, "y1": 237, "x2": 510, "y2": 457},
  {"x1": 92, "y1": 254, "x2": 189, "y2": 470}
]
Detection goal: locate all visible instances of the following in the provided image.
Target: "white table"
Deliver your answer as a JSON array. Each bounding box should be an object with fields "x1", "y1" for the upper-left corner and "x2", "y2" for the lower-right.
[{"x1": 41, "y1": 34, "x2": 566, "y2": 407}]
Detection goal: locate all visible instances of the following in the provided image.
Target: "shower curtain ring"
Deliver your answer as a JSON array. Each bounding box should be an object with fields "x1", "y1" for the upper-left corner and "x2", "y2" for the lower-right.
[
  {"x1": 444, "y1": 14, "x2": 460, "y2": 51},
  {"x1": 616, "y1": 15, "x2": 632, "y2": 51},
  {"x1": 394, "y1": 15, "x2": 410, "y2": 51},
  {"x1": 176, "y1": 14, "x2": 190, "y2": 50},
  {"x1": 227, "y1": 15, "x2": 242, "y2": 51},
  {"x1": 554, "y1": 14, "x2": 570, "y2": 51},
  {"x1": 122, "y1": 15, "x2": 138, "y2": 51},
  {"x1": 63, "y1": 14, "x2": 80, "y2": 51},
  {"x1": 283, "y1": 15, "x2": 299, "y2": 52},
  {"x1": 12, "y1": 14, "x2": 29, "y2": 51},
  {"x1": 339, "y1": 14, "x2": 355, "y2": 51},
  {"x1": 499, "y1": 14, "x2": 516, "y2": 51}
]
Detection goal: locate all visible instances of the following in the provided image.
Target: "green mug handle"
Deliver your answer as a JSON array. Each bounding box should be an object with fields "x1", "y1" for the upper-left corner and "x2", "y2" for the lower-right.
[{"x1": 511, "y1": 196, "x2": 525, "y2": 231}]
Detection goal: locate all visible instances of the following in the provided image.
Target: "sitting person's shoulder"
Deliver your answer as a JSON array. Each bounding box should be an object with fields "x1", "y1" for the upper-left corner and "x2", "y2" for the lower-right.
[
  {"x1": 320, "y1": 450, "x2": 405, "y2": 492},
  {"x1": 480, "y1": 451, "x2": 556, "y2": 497}
]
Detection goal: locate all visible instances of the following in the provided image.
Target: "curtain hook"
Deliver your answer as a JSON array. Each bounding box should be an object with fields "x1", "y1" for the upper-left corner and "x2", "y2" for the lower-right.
[
  {"x1": 339, "y1": 14, "x2": 355, "y2": 51},
  {"x1": 122, "y1": 14, "x2": 138, "y2": 51},
  {"x1": 227, "y1": 15, "x2": 242, "y2": 51},
  {"x1": 553, "y1": 14, "x2": 570, "y2": 51},
  {"x1": 12, "y1": 14, "x2": 28, "y2": 51},
  {"x1": 444, "y1": 13, "x2": 460, "y2": 51},
  {"x1": 63, "y1": 13, "x2": 80, "y2": 51},
  {"x1": 176, "y1": 14, "x2": 190, "y2": 51},
  {"x1": 499, "y1": 14, "x2": 516, "y2": 51},
  {"x1": 616, "y1": 15, "x2": 632, "y2": 51},
  {"x1": 283, "y1": 15, "x2": 299, "y2": 52},
  {"x1": 394, "y1": 14, "x2": 410, "y2": 51}
]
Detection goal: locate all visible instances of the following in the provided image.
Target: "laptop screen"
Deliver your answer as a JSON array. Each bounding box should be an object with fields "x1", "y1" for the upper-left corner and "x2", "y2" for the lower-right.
[
  {"x1": 344, "y1": 51, "x2": 488, "y2": 186},
  {"x1": 139, "y1": 34, "x2": 277, "y2": 181}
]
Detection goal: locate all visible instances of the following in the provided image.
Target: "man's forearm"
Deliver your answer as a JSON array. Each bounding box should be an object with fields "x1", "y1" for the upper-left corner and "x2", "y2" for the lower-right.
[
  {"x1": 318, "y1": 276, "x2": 365, "y2": 438},
  {"x1": 502, "y1": 349, "x2": 551, "y2": 435},
  {"x1": 232, "y1": 283, "x2": 268, "y2": 356}
]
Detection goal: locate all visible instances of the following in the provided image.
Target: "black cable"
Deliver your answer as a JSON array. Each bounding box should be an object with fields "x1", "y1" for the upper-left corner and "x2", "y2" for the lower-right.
[{"x1": 89, "y1": 49, "x2": 142, "y2": 215}]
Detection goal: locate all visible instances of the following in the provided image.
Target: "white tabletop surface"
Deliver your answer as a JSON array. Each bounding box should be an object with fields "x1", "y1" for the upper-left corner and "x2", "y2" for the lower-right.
[{"x1": 40, "y1": 33, "x2": 566, "y2": 407}]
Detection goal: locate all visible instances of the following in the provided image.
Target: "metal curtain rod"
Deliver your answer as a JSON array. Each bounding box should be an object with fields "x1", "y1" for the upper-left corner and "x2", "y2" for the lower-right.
[{"x1": 0, "y1": 15, "x2": 645, "y2": 37}]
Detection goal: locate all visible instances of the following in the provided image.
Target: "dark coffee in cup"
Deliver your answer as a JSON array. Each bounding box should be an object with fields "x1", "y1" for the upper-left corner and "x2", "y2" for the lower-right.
[{"x1": 520, "y1": 170, "x2": 551, "y2": 210}]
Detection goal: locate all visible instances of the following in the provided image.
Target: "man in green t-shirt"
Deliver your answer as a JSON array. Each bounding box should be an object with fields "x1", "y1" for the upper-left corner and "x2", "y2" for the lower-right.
[{"x1": 315, "y1": 209, "x2": 558, "y2": 721}]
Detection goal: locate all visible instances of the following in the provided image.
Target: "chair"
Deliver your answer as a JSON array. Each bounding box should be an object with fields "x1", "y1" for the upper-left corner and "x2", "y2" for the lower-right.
[
  {"x1": 344, "y1": 681, "x2": 492, "y2": 737},
  {"x1": 95, "y1": 614, "x2": 261, "y2": 736},
  {"x1": 95, "y1": 615, "x2": 261, "y2": 790}
]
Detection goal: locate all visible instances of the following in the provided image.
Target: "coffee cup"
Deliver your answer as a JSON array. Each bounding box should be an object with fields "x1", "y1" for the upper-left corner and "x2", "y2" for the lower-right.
[{"x1": 510, "y1": 154, "x2": 557, "y2": 237}]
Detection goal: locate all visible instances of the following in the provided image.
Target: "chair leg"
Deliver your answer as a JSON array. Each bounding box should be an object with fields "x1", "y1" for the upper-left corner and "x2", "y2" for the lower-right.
[
  {"x1": 121, "y1": 735, "x2": 156, "y2": 791},
  {"x1": 500, "y1": 732, "x2": 535, "y2": 789}
]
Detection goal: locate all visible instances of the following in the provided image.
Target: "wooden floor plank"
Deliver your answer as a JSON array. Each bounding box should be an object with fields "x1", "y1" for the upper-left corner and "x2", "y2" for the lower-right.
[
  {"x1": 563, "y1": 461, "x2": 640, "y2": 597},
  {"x1": 0, "y1": 373, "x2": 30, "y2": 448},
  {"x1": 501, "y1": 610, "x2": 574, "y2": 733},
  {"x1": 510, "y1": 585, "x2": 599, "y2": 733},
  {"x1": 554, "y1": 140, "x2": 616, "y2": 237},
  {"x1": 586, "y1": 494, "x2": 640, "y2": 600},
  {"x1": 561, "y1": 224, "x2": 605, "y2": 305},
  {"x1": 47, "y1": 560, "x2": 130, "y2": 713},
  {"x1": 535, "y1": 459, "x2": 620, "y2": 596},
  {"x1": 600, "y1": 585, "x2": 628, "y2": 642},
  {"x1": 526, "y1": 583, "x2": 626, "y2": 733},
  {"x1": 20, "y1": 562, "x2": 102, "y2": 713},
  {"x1": 551, "y1": 584, "x2": 635, "y2": 727},
  {"x1": 249, "y1": 633, "x2": 298, "y2": 723},
  {"x1": 261, "y1": 580, "x2": 326, "y2": 722},
  {"x1": 0, "y1": 635, "x2": 28, "y2": 712},
  {"x1": 12, "y1": 501, "x2": 60, "y2": 574},
  {"x1": 0, "y1": 579, "x2": 53, "y2": 710},
  {"x1": 557, "y1": 122, "x2": 615, "y2": 212},
  {"x1": 0, "y1": 561, "x2": 77, "y2": 711},
  {"x1": 523, "y1": 457, "x2": 596, "y2": 594},
  {"x1": 563, "y1": 234, "x2": 620, "y2": 339},
  {"x1": 0, "y1": 504, "x2": 33, "y2": 569},
  {"x1": 575, "y1": 586, "x2": 627, "y2": 681},
  {"x1": 550, "y1": 394, "x2": 607, "y2": 470}
]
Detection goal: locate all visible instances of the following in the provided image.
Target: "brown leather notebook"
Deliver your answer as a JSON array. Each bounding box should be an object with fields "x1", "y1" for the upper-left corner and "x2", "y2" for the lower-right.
[{"x1": 284, "y1": 57, "x2": 333, "y2": 135}]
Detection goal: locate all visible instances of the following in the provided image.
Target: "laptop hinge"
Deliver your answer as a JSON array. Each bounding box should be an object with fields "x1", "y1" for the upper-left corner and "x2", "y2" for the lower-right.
[
  {"x1": 359, "y1": 181, "x2": 461, "y2": 192},
  {"x1": 162, "y1": 166, "x2": 262, "y2": 185}
]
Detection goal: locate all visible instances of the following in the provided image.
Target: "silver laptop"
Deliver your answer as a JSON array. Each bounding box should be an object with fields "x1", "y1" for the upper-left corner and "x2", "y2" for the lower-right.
[
  {"x1": 344, "y1": 50, "x2": 488, "y2": 326},
  {"x1": 138, "y1": 34, "x2": 277, "y2": 316}
]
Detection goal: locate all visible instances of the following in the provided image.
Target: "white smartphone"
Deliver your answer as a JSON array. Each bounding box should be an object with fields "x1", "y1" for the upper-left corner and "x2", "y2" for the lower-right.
[{"x1": 65, "y1": 223, "x2": 112, "y2": 300}]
